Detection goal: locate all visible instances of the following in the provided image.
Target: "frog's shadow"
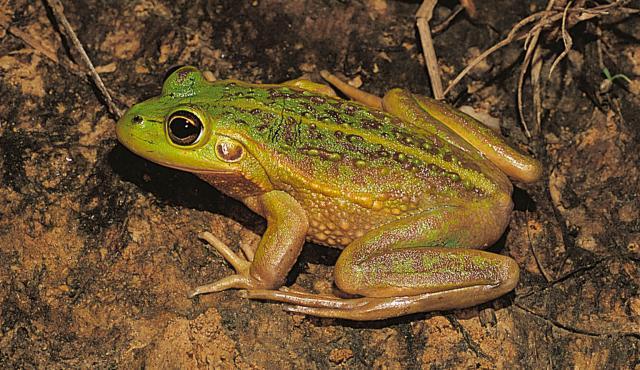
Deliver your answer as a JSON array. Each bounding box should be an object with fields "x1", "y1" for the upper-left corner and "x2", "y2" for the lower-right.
[
  {"x1": 512, "y1": 185, "x2": 538, "y2": 212},
  {"x1": 109, "y1": 143, "x2": 265, "y2": 232},
  {"x1": 109, "y1": 143, "x2": 337, "y2": 275}
]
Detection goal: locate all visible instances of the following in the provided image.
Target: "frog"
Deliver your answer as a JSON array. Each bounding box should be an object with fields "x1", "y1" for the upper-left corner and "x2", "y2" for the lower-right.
[{"x1": 116, "y1": 66, "x2": 542, "y2": 321}]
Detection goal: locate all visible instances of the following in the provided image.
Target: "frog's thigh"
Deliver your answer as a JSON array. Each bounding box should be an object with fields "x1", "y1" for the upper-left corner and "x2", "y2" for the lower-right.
[
  {"x1": 334, "y1": 204, "x2": 516, "y2": 299},
  {"x1": 281, "y1": 78, "x2": 337, "y2": 97}
]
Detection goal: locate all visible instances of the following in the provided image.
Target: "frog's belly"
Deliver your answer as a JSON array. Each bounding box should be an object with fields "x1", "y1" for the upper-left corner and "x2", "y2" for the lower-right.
[{"x1": 291, "y1": 189, "x2": 420, "y2": 248}]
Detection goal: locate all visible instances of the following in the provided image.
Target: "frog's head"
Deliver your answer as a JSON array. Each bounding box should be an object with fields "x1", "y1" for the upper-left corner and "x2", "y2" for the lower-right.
[{"x1": 116, "y1": 66, "x2": 257, "y2": 177}]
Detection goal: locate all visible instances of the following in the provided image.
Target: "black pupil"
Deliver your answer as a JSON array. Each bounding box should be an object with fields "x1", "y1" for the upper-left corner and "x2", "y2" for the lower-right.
[
  {"x1": 170, "y1": 117, "x2": 197, "y2": 139},
  {"x1": 168, "y1": 112, "x2": 201, "y2": 145}
]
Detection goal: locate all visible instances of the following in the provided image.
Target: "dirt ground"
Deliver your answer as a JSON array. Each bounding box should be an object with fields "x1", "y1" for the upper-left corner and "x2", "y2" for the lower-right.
[{"x1": 1, "y1": 0, "x2": 639, "y2": 368}]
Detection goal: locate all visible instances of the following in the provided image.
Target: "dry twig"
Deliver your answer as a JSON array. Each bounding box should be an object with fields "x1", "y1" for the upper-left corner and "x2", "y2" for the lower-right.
[
  {"x1": 548, "y1": 1, "x2": 575, "y2": 77},
  {"x1": 44, "y1": 0, "x2": 122, "y2": 119},
  {"x1": 431, "y1": 5, "x2": 465, "y2": 34},
  {"x1": 531, "y1": 45, "x2": 544, "y2": 135},
  {"x1": 416, "y1": 0, "x2": 445, "y2": 100},
  {"x1": 441, "y1": 0, "x2": 637, "y2": 136},
  {"x1": 517, "y1": 0, "x2": 557, "y2": 137},
  {"x1": 442, "y1": 10, "x2": 553, "y2": 97},
  {"x1": 7, "y1": 26, "x2": 59, "y2": 63},
  {"x1": 459, "y1": 0, "x2": 477, "y2": 19}
]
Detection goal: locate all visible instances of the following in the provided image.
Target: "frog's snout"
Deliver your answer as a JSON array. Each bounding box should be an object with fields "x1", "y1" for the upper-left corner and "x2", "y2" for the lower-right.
[
  {"x1": 115, "y1": 109, "x2": 136, "y2": 145},
  {"x1": 116, "y1": 107, "x2": 159, "y2": 156}
]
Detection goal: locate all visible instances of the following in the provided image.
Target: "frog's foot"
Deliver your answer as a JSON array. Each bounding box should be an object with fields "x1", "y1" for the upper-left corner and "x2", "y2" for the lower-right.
[
  {"x1": 281, "y1": 78, "x2": 338, "y2": 97},
  {"x1": 241, "y1": 284, "x2": 511, "y2": 321},
  {"x1": 188, "y1": 231, "x2": 256, "y2": 298}
]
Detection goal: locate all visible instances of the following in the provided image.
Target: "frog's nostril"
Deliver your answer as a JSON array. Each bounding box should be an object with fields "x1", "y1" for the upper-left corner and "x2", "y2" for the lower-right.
[{"x1": 132, "y1": 115, "x2": 143, "y2": 124}]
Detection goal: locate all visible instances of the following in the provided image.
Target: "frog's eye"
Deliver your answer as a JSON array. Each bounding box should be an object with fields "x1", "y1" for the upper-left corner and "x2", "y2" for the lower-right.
[
  {"x1": 167, "y1": 111, "x2": 203, "y2": 146},
  {"x1": 215, "y1": 137, "x2": 244, "y2": 162}
]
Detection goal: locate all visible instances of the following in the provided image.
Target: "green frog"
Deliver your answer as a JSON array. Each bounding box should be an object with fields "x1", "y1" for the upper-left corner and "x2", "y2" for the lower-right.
[{"x1": 116, "y1": 66, "x2": 541, "y2": 320}]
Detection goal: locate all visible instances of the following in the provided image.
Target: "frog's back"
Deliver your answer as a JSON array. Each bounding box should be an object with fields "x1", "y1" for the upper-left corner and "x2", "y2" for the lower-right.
[{"x1": 207, "y1": 81, "x2": 508, "y2": 197}]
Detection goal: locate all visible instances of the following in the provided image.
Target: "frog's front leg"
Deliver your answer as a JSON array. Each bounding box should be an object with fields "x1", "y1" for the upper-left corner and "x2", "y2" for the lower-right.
[
  {"x1": 244, "y1": 199, "x2": 519, "y2": 320},
  {"x1": 189, "y1": 190, "x2": 308, "y2": 297}
]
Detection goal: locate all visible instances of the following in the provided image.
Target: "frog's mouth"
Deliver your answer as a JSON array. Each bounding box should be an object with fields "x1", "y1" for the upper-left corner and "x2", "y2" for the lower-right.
[
  {"x1": 142, "y1": 156, "x2": 237, "y2": 176},
  {"x1": 119, "y1": 132, "x2": 239, "y2": 176}
]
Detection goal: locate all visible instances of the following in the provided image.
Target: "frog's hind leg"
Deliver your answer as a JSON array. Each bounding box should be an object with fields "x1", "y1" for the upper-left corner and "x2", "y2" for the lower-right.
[
  {"x1": 382, "y1": 89, "x2": 542, "y2": 183},
  {"x1": 320, "y1": 70, "x2": 383, "y2": 110},
  {"x1": 244, "y1": 250, "x2": 518, "y2": 321},
  {"x1": 244, "y1": 276, "x2": 516, "y2": 321},
  {"x1": 243, "y1": 198, "x2": 519, "y2": 320}
]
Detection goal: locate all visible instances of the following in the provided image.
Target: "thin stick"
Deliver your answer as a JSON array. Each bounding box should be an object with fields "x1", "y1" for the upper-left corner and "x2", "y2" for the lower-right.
[
  {"x1": 517, "y1": 34, "x2": 539, "y2": 138},
  {"x1": 432, "y1": 5, "x2": 464, "y2": 34},
  {"x1": 548, "y1": 1, "x2": 574, "y2": 77},
  {"x1": 442, "y1": 10, "x2": 553, "y2": 97},
  {"x1": 459, "y1": 0, "x2": 477, "y2": 19},
  {"x1": 44, "y1": 0, "x2": 122, "y2": 119},
  {"x1": 8, "y1": 25, "x2": 95, "y2": 84},
  {"x1": 416, "y1": 0, "x2": 445, "y2": 100},
  {"x1": 517, "y1": 0, "x2": 556, "y2": 138},
  {"x1": 442, "y1": 1, "x2": 634, "y2": 98},
  {"x1": 8, "y1": 25, "x2": 129, "y2": 113},
  {"x1": 8, "y1": 26, "x2": 59, "y2": 63},
  {"x1": 531, "y1": 45, "x2": 544, "y2": 135}
]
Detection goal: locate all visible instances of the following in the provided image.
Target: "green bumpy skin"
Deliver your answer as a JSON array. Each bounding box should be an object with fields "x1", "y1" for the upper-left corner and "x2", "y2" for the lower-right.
[{"x1": 117, "y1": 66, "x2": 542, "y2": 320}]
